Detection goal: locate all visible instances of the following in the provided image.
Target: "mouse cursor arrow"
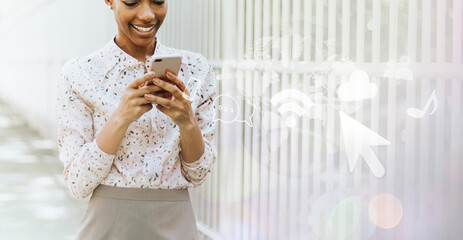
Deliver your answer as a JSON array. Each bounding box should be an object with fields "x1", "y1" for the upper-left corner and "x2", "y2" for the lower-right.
[{"x1": 339, "y1": 111, "x2": 391, "y2": 178}]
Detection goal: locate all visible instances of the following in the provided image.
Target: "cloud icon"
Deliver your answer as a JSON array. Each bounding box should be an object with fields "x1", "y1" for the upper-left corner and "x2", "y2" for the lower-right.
[{"x1": 337, "y1": 70, "x2": 378, "y2": 102}]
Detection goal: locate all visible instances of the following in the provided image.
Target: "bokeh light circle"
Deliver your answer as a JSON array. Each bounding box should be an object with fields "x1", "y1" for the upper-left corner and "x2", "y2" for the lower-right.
[
  {"x1": 328, "y1": 197, "x2": 360, "y2": 239},
  {"x1": 308, "y1": 192, "x2": 347, "y2": 238},
  {"x1": 369, "y1": 194, "x2": 404, "y2": 229},
  {"x1": 328, "y1": 196, "x2": 376, "y2": 240}
]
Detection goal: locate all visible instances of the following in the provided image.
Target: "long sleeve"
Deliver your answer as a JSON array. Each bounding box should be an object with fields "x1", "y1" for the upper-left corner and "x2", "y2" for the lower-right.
[
  {"x1": 56, "y1": 59, "x2": 116, "y2": 200},
  {"x1": 180, "y1": 62, "x2": 218, "y2": 187}
]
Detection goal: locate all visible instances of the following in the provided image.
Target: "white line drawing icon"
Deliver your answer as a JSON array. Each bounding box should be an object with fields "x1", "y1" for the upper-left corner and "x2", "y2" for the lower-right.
[
  {"x1": 339, "y1": 111, "x2": 391, "y2": 178},
  {"x1": 212, "y1": 92, "x2": 256, "y2": 127},
  {"x1": 406, "y1": 90, "x2": 438, "y2": 118},
  {"x1": 184, "y1": 76, "x2": 202, "y2": 103},
  {"x1": 270, "y1": 89, "x2": 314, "y2": 128}
]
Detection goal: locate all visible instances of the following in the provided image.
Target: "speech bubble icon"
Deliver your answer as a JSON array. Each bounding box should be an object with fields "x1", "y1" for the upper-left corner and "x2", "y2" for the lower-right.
[
  {"x1": 213, "y1": 94, "x2": 240, "y2": 124},
  {"x1": 236, "y1": 92, "x2": 256, "y2": 127},
  {"x1": 213, "y1": 91, "x2": 256, "y2": 127}
]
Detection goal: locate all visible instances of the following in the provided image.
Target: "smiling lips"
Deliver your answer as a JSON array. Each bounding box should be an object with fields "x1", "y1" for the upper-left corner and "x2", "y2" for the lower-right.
[{"x1": 131, "y1": 24, "x2": 155, "y2": 32}]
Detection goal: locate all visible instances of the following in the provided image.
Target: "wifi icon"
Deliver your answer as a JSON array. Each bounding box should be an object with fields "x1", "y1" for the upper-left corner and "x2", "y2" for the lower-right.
[{"x1": 270, "y1": 89, "x2": 314, "y2": 128}]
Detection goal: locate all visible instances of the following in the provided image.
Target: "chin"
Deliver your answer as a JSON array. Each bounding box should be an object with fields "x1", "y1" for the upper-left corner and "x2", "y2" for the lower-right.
[
  {"x1": 129, "y1": 29, "x2": 158, "y2": 47},
  {"x1": 132, "y1": 37, "x2": 156, "y2": 47}
]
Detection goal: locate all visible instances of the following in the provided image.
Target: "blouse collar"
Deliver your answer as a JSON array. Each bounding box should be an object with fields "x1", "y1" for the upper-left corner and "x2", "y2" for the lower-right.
[{"x1": 101, "y1": 36, "x2": 166, "y2": 76}]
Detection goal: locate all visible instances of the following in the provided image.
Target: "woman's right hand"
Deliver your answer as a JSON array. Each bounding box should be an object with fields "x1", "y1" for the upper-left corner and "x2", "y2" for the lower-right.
[{"x1": 114, "y1": 72, "x2": 168, "y2": 125}]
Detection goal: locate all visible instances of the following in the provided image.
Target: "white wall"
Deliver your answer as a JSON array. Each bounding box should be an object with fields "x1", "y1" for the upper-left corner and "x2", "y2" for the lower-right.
[{"x1": 0, "y1": 0, "x2": 116, "y2": 139}]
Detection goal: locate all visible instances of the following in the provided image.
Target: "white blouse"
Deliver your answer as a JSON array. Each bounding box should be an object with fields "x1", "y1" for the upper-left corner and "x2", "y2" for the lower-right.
[{"x1": 55, "y1": 37, "x2": 217, "y2": 200}]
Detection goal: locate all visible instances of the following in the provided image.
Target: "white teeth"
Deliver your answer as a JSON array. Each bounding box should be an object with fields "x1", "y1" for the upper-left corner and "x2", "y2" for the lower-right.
[{"x1": 133, "y1": 25, "x2": 154, "y2": 32}]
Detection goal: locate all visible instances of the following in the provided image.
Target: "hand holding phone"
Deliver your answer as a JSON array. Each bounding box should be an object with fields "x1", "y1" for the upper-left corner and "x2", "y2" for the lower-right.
[{"x1": 142, "y1": 55, "x2": 183, "y2": 99}]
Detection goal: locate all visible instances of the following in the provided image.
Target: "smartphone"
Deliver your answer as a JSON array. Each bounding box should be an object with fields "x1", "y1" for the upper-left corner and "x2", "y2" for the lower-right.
[
  {"x1": 150, "y1": 55, "x2": 182, "y2": 79},
  {"x1": 143, "y1": 55, "x2": 182, "y2": 98}
]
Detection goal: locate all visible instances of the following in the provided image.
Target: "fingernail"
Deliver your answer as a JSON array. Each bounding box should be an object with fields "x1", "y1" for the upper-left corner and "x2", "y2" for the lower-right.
[
  {"x1": 153, "y1": 78, "x2": 159, "y2": 83},
  {"x1": 149, "y1": 72, "x2": 155, "y2": 76},
  {"x1": 167, "y1": 71, "x2": 173, "y2": 77}
]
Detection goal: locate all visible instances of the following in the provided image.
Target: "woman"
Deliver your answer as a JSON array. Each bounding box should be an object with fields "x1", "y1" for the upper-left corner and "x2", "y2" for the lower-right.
[{"x1": 55, "y1": 0, "x2": 217, "y2": 239}]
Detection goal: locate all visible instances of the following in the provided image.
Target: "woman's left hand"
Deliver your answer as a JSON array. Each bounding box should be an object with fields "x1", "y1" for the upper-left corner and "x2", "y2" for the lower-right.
[{"x1": 144, "y1": 71, "x2": 196, "y2": 128}]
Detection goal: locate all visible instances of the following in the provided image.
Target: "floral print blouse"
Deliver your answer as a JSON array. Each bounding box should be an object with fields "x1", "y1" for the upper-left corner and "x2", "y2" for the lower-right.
[{"x1": 55, "y1": 37, "x2": 217, "y2": 200}]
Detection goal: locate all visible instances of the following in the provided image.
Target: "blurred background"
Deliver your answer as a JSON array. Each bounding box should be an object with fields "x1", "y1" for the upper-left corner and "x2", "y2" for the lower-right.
[{"x1": 0, "y1": 0, "x2": 462, "y2": 239}]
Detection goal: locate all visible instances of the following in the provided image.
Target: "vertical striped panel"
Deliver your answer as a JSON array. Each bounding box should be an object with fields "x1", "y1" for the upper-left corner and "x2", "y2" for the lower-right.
[
  {"x1": 290, "y1": 0, "x2": 302, "y2": 239},
  {"x1": 252, "y1": 1, "x2": 263, "y2": 239},
  {"x1": 293, "y1": 0, "x2": 302, "y2": 61},
  {"x1": 353, "y1": 3, "x2": 368, "y2": 237},
  {"x1": 246, "y1": 0, "x2": 254, "y2": 59},
  {"x1": 404, "y1": 0, "x2": 418, "y2": 237},
  {"x1": 449, "y1": 68, "x2": 461, "y2": 240},
  {"x1": 408, "y1": 0, "x2": 418, "y2": 62},
  {"x1": 243, "y1": 1, "x2": 254, "y2": 239},
  {"x1": 315, "y1": 0, "x2": 324, "y2": 62},
  {"x1": 301, "y1": 1, "x2": 313, "y2": 240},
  {"x1": 221, "y1": 0, "x2": 236, "y2": 59},
  {"x1": 369, "y1": 2, "x2": 382, "y2": 238},
  {"x1": 327, "y1": 0, "x2": 336, "y2": 58},
  {"x1": 196, "y1": 0, "x2": 202, "y2": 53},
  {"x1": 389, "y1": 0, "x2": 398, "y2": 61},
  {"x1": 451, "y1": 4, "x2": 463, "y2": 207},
  {"x1": 338, "y1": 1, "x2": 351, "y2": 237},
  {"x1": 356, "y1": 0, "x2": 365, "y2": 62},
  {"x1": 434, "y1": 0, "x2": 447, "y2": 234},
  {"x1": 419, "y1": 1, "x2": 432, "y2": 231},
  {"x1": 422, "y1": 0, "x2": 432, "y2": 63},
  {"x1": 312, "y1": 0, "x2": 324, "y2": 196},
  {"x1": 260, "y1": 1, "x2": 271, "y2": 239},
  {"x1": 280, "y1": 1, "x2": 291, "y2": 239},
  {"x1": 271, "y1": 0, "x2": 281, "y2": 63},
  {"x1": 454, "y1": 0, "x2": 463, "y2": 63},
  {"x1": 342, "y1": 0, "x2": 351, "y2": 59},
  {"x1": 372, "y1": 0, "x2": 381, "y2": 62},
  {"x1": 325, "y1": 0, "x2": 336, "y2": 193},
  {"x1": 203, "y1": 0, "x2": 209, "y2": 58},
  {"x1": 269, "y1": 2, "x2": 281, "y2": 240},
  {"x1": 237, "y1": 0, "x2": 245, "y2": 59},
  {"x1": 304, "y1": 0, "x2": 313, "y2": 62},
  {"x1": 215, "y1": 1, "x2": 222, "y2": 60},
  {"x1": 385, "y1": 3, "x2": 399, "y2": 239},
  {"x1": 281, "y1": 0, "x2": 290, "y2": 61}
]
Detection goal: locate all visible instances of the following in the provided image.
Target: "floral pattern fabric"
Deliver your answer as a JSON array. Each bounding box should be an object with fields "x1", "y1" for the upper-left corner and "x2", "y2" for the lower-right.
[{"x1": 55, "y1": 37, "x2": 217, "y2": 200}]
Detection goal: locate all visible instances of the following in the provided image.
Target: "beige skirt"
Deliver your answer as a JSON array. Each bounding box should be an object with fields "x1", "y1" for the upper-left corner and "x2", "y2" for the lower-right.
[{"x1": 75, "y1": 184, "x2": 199, "y2": 240}]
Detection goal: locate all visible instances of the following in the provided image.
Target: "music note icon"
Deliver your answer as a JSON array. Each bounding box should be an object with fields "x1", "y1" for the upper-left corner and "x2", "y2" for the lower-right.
[{"x1": 407, "y1": 90, "x2": 438, "y2": 118}]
